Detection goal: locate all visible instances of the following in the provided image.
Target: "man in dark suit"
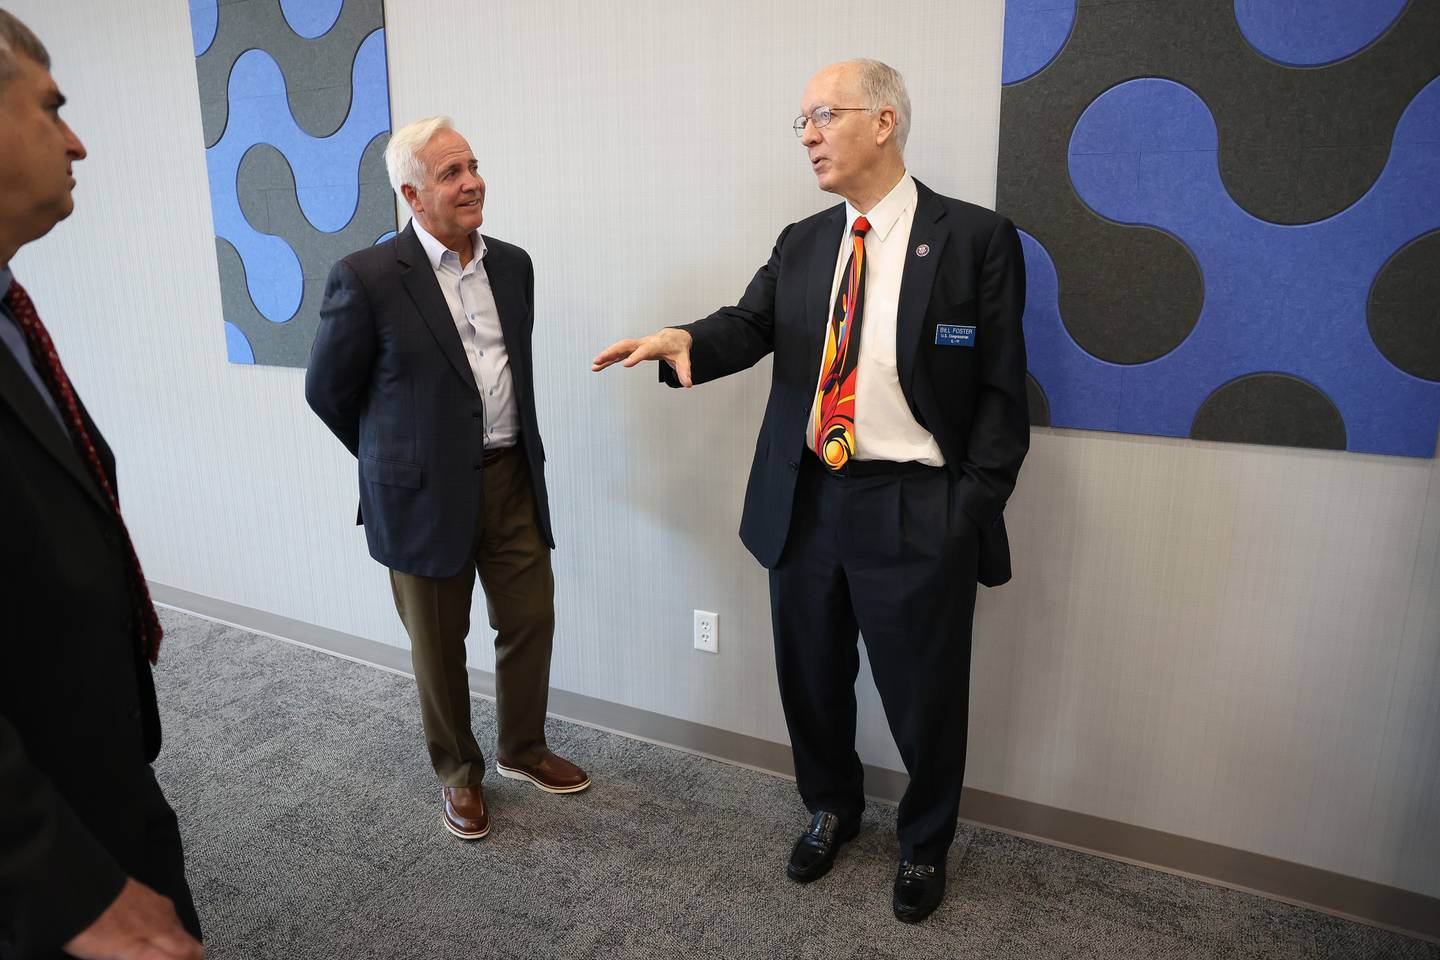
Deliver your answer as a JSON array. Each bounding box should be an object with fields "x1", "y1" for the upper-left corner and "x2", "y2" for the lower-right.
[
  {"x1": 0, "y1": 10, "x2": 203, "y2": 959},
  {"x1": 306, "y1": 117, "x2": 589, "y2": 842},
  {"x1": 593, "y1": 59, "x2": 1028, "y2": 923}
]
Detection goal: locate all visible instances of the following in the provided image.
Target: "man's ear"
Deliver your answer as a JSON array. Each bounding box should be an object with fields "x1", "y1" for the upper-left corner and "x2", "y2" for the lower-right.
[
  {"x1": 401, "y1": 183, "x2": 421, "y2": 214},
  {"x1": 874, "y1": 106, "x2": 897, "y2": 147}
]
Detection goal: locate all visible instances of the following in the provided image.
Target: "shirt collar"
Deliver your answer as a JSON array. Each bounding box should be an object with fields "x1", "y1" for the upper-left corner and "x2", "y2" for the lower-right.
[
  {"x1": 845, "y1": 172, "x2": 916, "y2": 243},
  {"x1": 411, "y1": 218, "x2": 487, "y2": 271}
]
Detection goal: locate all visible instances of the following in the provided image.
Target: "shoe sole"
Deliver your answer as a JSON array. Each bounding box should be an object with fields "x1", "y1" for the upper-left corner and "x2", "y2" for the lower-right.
[
  {"x1": 893, "y1": 902, "x2": 941, "y2": 924},
  {"x1": 442, "y1": 814, "x2": 489, "y2": 840},
  {"x1": 496, "y1": 763, "x2": 592, "y2": 794},
  {"x1": 786, "y1": 863, "x2": 830, "y2": 884}
]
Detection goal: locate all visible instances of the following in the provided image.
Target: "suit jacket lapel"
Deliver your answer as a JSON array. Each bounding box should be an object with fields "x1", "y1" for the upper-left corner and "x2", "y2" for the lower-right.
[
  {"x1": 483, "y1": 244, "x2": 529, "y2": 397},
  {"x1": 896, "y1": 179, "x2": 948, "y2": 401},
  {"x1": 397, "y1": 222, "x2": 480, "y2": 395},
  {"x1": 0, "y1": 342, "x2": 110, "y2": 511},
  {"x1": 803, "y1": 205, "x2": 847, "y2": 383}
]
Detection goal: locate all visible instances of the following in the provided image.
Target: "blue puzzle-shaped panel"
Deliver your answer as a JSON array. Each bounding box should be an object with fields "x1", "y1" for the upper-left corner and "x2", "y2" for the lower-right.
[
  {"x1": 1001, "y1": 0, "x2": 1076, "y2": 85},
  {"x1": 206, "y1": 34, "x2": 389, "y2": 323},
  {"x1": 191, "y1": 0, "x2": 396, "y2": 367},
  {"x1": 1233, "y1": 0, "x2": 1407, "y2": 67},
  {"x1": 999, "y1": 1, "x2": 1440, "y2": 457}
]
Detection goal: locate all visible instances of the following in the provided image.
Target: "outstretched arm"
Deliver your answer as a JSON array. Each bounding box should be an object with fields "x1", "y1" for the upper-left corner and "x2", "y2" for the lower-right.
[
  {"x1": 591, "y1": 224, "x2": 794, "y2": 387},
  {"x1": 591, "y1": 326, "x2": 695, "y2": 387}
]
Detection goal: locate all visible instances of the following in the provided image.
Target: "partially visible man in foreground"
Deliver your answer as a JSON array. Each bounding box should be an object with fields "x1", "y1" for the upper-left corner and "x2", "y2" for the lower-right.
[{"x1": 0, "y1": 9, "x2": 203, "y2": 959}]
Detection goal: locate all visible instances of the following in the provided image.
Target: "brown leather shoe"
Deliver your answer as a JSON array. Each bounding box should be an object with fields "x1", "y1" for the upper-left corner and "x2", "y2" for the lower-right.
[
  {"x1": 496, "y1": 751, "x2": 591, "y2": 794},
  {"x1": 442, "y1": 785, "x2": 490, "y2": 839}
]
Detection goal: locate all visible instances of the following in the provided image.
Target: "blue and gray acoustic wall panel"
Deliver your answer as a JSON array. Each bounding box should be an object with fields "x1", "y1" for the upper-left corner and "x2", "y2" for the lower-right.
[
  {"x1": 190, "y1": 0, "x2": 396, "y2": 367},
  {"x1": 998, "y1": 0, "x2": 1440, "y2": 457}
]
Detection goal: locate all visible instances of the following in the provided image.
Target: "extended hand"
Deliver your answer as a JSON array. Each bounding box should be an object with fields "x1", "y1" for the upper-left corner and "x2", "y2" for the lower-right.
[
  {"x1": 65, "y1": 877, "x2": 204, "y2": 960},
  {"x1": 591, "y1": 328, "x2": 695, "y2": 388}
]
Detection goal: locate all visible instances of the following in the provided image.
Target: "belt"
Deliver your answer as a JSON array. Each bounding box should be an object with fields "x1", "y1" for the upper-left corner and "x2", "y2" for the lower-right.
[
  {"x1": 806, "y1": 448, "x2": 941, "y2": 479},
  {"x1": 482, "y1": 445, "x2": 516, "y2": 466}
]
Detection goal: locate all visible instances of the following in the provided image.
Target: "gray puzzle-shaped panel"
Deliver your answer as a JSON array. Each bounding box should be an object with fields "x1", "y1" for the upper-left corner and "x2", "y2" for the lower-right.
[
  {"x1": 225, "y1": 133, "x2": 394, "y2": 366},
  {"x1": 1368, "y1": 229, "x2": 1440, "y2": 383},
  {"x1": 998, "y1": 0, "x2": 1440, "y2": 371},
  {"x1": 1190, "y1": 373, "x2": 1347, "y2": 449},
  {"x1": 1003, "y1": 0, "x2": 1440, "y2": 226},
  {"x1": 196, "y1": 0, "x2": 386, "y2": 147},
  {"x1": 1026, "y1": 373, "x2": 1052, "y2": 427}
]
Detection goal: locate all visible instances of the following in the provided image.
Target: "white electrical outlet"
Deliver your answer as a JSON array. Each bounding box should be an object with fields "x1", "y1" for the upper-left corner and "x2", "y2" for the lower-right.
[{"x1": 694, "y1": 610, "x2": 719, "y2": 654}]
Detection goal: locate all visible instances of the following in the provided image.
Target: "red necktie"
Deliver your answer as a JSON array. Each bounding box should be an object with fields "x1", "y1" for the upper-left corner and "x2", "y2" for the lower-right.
[
  {"x1": 815, "y1": 215, "x2": 871, "y2": 470},
  {"x1": 4, "y1": 280, "x2": 163, "y2": 663}
]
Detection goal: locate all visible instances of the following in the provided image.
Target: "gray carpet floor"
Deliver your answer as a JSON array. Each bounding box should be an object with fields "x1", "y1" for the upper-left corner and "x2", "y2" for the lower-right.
[{"x1": 150, "y1": 607, "x2": 1437, "y2": 960}]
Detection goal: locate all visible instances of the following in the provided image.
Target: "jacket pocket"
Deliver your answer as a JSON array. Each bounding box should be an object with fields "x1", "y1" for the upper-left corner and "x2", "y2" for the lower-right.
[{"x1": 360, "y1": 455, "x2": 422, "y2": 489}]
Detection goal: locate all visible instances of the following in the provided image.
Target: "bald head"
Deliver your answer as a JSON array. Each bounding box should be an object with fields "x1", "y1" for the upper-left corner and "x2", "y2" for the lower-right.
[
  {"x1": 798, "y1": 59, "x2": 910, "y2": 211},
  {"x1": 812, "y1": 59, "x2": 911, "y2": 152}
]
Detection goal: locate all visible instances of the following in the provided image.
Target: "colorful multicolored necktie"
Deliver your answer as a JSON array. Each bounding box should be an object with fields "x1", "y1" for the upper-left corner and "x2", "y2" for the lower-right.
[
  {"x1": 4, "y1": 279, "x2": 164, "y2": 663},
  {"x1": 815, "y1": 215, "x2": 871, "y2": 470}
]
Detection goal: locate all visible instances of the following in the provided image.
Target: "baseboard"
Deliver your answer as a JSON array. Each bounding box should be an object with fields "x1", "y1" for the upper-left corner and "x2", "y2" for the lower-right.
[
  {"x1": 150, "y1": 582, "x2": 1439, "y2": 944},
  {"x1": 957, "y1": 790, "x2": 1439, "y2": 943}
]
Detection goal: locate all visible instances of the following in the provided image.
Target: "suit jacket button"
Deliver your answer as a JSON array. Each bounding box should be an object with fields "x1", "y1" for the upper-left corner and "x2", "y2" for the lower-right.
[{"x1": 788, "y1": 460, "x2": 798, "y2": 470}]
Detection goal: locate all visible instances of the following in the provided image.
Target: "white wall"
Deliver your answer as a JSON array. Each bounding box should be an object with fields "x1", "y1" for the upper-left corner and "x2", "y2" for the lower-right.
[{"x1": 9, "y1": 0, "x2": 1437, "y2": 898}]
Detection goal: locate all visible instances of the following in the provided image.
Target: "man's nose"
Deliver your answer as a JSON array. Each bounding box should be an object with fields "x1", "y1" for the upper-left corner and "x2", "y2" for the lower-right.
[
  {"x1": 800, "y1": 120, "x2": 822, "y2": 147},
  {"x1": 64, "y1": 122, "x2": 86, "y2": 160}
]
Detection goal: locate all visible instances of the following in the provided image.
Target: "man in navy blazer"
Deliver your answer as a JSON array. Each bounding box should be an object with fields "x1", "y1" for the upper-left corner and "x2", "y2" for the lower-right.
[
  {"x1": 594, "y1": 60, "x2": 1028, "y2": 923},
  {"x1": 0, "y1": 11, "x2": 203, "y2": 958},
  {"x1": 307, "y1": 117, "x2": 589, "y2": 843}
]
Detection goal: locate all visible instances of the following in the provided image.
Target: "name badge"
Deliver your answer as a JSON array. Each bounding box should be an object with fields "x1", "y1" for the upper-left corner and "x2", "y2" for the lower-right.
[{"x1": 935, "y1": 324, "x2": 975, "y2": 347}]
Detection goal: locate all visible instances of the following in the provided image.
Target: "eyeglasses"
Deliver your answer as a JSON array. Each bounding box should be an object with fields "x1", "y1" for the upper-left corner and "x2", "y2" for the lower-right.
[{"x1": 792, "y1": 106, "x2": 868, "y2": 137}]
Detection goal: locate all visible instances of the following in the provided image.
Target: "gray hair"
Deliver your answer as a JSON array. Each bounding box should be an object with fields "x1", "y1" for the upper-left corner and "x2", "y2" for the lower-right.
[
  {"x1": 384, "y1": 115, "x2": 454, "y2": 197},
  {"x1": 848, "y1": 58, "x2": 911, "y2": 153},
  {"x1": 0, "y1": 9, "x2": 50, "y2": 92}
]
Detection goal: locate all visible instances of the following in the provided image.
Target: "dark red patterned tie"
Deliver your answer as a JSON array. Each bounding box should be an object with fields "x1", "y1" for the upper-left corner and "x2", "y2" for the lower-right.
[{"x1": 4, "y1": 280, "x2": 163, "y2": 663}]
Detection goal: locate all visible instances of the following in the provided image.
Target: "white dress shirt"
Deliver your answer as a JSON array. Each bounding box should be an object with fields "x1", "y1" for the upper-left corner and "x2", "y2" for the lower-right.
[
  {"x1": 412, "y1": 219, "x2": 519, "y2": 449},
  {"x1": 808, "y1": 173, "x2": 945, "y2": 466}
]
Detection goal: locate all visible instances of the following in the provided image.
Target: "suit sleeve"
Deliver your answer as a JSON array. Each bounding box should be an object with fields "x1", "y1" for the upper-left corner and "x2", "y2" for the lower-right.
[
  {"x1": 304, "y1": 259, "x2": 376, "y2": 457},
  {"x1": 955, "y1": 217, "x2": 1030, "y2": 528},
  {"x1": 525, "y1": 249, "x2": 535, "y2": 324},
  {"x1": 660, "y1": 224, "x2": 794, "y2": 388},
  {"x1": 0, "y1": 715, "x2": 127, "y2": 958}
]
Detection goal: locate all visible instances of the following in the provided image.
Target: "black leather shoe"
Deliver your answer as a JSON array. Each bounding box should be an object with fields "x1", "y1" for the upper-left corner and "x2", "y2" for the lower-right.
[
  {"x1": 892, "y1": 861, "x2": 946, "y2": 923},
  {"x1": 786, "y1": 811, "x2": 860, "y2": 883}
]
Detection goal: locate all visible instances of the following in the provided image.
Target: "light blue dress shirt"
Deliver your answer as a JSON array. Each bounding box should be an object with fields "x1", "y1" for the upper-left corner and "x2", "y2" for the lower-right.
[
  {"x1": 0, "y1": 265, "x2": 66, "y2": 427},
  {"x1": 410, "y1": 220, "x2": 519, "y2": 449}
]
